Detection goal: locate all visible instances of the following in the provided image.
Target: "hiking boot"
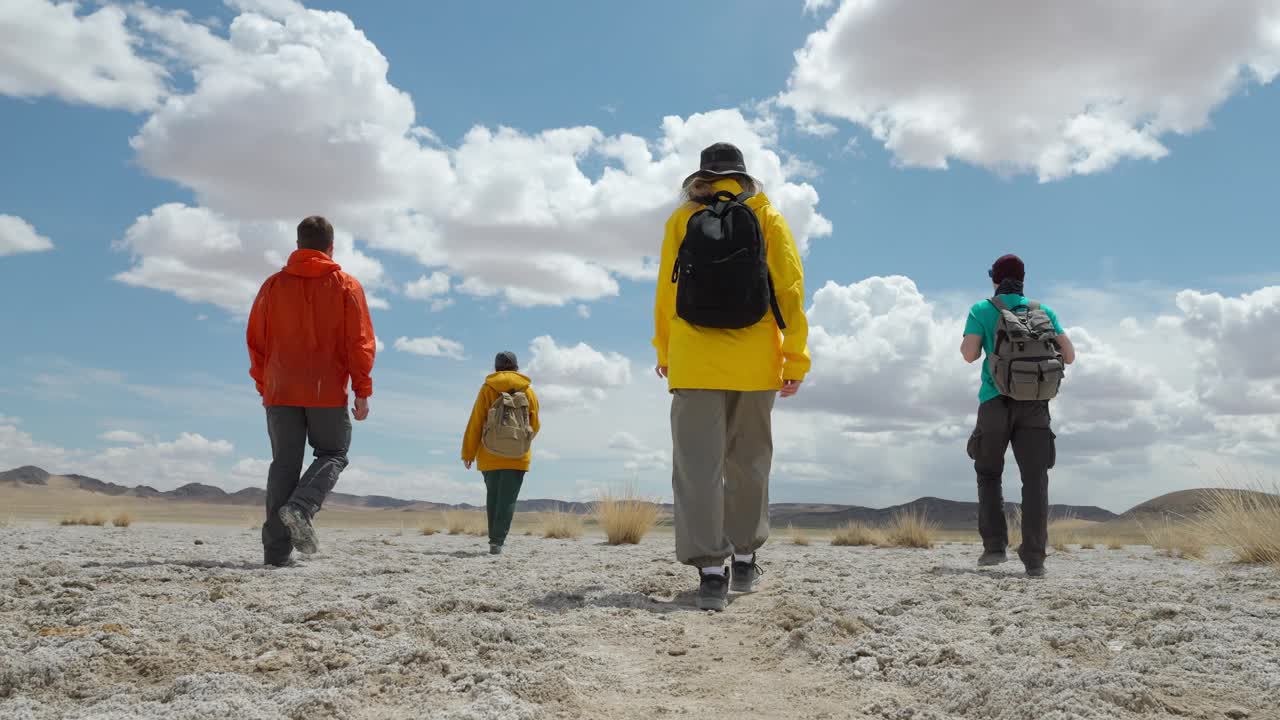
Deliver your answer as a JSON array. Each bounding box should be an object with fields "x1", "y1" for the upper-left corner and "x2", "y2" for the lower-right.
[
  {"x1": 696, "y1": 570, "x2": 729, "y2": 612},
  {"x1": 489, "y1": 543, "x2": 503, "y2": 555},
  {"x1": 730, "y1": 555, "x2": 764, "y2": 593},
  {"x1": 978, "y1": 550, "x2": 1008, "y2": 567},
  {"x1": 277, "y1": 503, "x2": 318, "y2": 555},
  {"x1": 1025, "y1": 565, "x2": 1047, "y2": 579},
  {"x1": 266, "y1": 557, "x2": 297, "y2": 569}
]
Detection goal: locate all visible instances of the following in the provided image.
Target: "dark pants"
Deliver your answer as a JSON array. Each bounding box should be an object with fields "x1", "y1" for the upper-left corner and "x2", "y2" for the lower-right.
[
  {"x1": 483, "y1": 470, "x2": 525, "y2": 546},
  {"x1": 967, "y1": 398, "x2": 1056, "y2": 566},
  {"x1": 263, "y1": 406, "x2": 351, "y2": 564}
]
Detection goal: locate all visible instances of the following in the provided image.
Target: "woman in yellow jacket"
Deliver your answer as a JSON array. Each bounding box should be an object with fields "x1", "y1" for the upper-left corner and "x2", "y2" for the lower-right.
[
  {"x1": 461, "y1": 351, "x2": 540, "y2": 555},
  {"x1": 653, "y1": 143, "x2": 810, "y2": 611}
]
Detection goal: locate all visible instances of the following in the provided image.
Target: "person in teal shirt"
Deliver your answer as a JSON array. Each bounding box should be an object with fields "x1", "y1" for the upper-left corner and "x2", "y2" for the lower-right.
[
  {"x1": 960, "y1": 254, "x2": 1075, "y2": 578},
  {"x1": 964, "y1": 294, "x2": 1065, "y2": 404}
]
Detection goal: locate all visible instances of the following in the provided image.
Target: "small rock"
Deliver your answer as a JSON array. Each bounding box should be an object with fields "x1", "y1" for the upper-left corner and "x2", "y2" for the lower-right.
[
  {"x1": 1225, "y1": 709, "x2": 1249, "y2": 719},
  {"x1": 194, "y1": 539, "x2": 204, "y2": 545},
  {"x1": 667, "y1": 648, "x2": 688, "y2": 657},
  {"x1": 851, "y1": 656, "x2": 879, "y2": 679}
]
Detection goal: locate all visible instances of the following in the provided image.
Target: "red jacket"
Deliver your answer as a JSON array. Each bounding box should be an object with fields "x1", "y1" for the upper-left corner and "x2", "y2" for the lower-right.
[{"x1": 247, "y1": 250, "x2": 376, "y2": 407}]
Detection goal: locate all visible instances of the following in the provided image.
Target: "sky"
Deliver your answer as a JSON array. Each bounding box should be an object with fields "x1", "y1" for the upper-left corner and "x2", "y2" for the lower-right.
[{"x1": 2, "y1": 0, "x2": 1279, "y2": 513}]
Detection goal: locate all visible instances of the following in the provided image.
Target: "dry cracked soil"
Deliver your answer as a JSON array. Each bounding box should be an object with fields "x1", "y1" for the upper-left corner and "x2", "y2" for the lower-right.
[{"x1": 2, "y1": 524, "x2": 1279, "y2": 720}]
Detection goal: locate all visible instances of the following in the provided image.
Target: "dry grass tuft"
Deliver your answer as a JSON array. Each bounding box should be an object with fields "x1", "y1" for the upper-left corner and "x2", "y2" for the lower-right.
[
  {"x1": 59, "y1": 513, "x2": 108, "y2": 527},
  {"x1": 1143, "y1": 516, "x2": 1207, "y2": 560},
  {"x1": 882, "y1": 509, "x2": 937, "y2": 549},
  {"x1": 594, "y1": 486, "x2": 658, "y2": 545},
  {"x1": 1006, "y1": 509, "x2": 1023, "y2": 550},
  {"x1": 443, "y1": 510, "x2": 487, "y2": 537},
  {"x1": 111, "y1": 512, "x2": 132, "y2": 528},
  {"x1": 831, "y1": 521, "x2": 882, "y2": 547},
  {"x1": 1106, "y1": 537, "x2": 1125, "y2": 550},
  {"x1": 418, "y1": 524, "x2": 439, "y2": 536},
  {"x1": 1195, "y1": 484, "x2": 1280, "y2": 565},
  {"x1": 788, "y1": 524, "x2": 811, "y2": 546},
  {"x1": 541, "y1": 509, "x2": 585, "y2": 540}
]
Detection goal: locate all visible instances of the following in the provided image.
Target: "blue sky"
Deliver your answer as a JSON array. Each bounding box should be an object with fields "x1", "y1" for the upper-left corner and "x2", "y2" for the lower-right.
[{"x1": 2, "y1": 0, "x2": 1279, "y2": 512}]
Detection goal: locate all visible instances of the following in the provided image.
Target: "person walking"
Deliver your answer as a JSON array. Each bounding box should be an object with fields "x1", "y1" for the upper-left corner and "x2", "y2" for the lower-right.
[
  {"x1": 961, "y1": 254, "x2": 1075, "y2": 578},
  {"x1": 246, "y1": 216, "x2": 376, "y2": 567},
  {"x1": 653, "y1": 142, "x2": 810, "y2": 611},
  {"x1": 461, "y1": 351, "x2": 541, "y2": 555}
]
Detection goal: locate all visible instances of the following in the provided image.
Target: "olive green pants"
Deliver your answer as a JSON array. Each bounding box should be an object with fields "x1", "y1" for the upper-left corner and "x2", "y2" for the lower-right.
[
  {"x1": 670, "y1": 389, "x2": 776, "y2": 567},
  {"x1": 483, "y1": 470, "x2": 525, "y2": 546}
]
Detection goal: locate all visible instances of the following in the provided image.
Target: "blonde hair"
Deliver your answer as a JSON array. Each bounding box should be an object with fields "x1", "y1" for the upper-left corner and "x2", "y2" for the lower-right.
[{"x1": 681, "y1": 173, "x2": 760, "y2": 203}]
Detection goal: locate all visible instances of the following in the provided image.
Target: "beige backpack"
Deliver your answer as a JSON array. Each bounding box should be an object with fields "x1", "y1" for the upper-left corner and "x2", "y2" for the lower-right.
[{"x1": 481, "y1": 391, "x2": 533, "y2": 458}]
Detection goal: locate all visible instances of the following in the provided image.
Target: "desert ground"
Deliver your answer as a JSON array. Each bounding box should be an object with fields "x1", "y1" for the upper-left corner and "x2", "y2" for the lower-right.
[{"x1": 2, "y1": 521, "x2": 1278, "y2": 720}]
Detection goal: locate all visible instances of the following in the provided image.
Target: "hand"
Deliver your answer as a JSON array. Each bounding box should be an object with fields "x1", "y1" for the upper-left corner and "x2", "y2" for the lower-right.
[
  {"x1": 353, "y1": 396, "x2": 370, "y2": 421},
  {"x1": 655, "y1": 365, "x2": 669, "y2": 379},
  {"x1": 779, "y1": 380, "x2": 802, "y2": 398},
  {"x1": 463, "y1": 460, "x2": 473, "y2": 470}
]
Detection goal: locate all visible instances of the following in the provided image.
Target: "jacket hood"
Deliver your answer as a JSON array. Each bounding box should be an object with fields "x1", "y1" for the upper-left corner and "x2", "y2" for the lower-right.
[
  {"x1": 703, "y1": 177, "x2": 771, "y2": 209},
  {"x1": 283, "y1": 249, "x2": 342, "y2": 278},
  {"x1": 485, "y1": 371, "x2": 531, "y2": 392}
]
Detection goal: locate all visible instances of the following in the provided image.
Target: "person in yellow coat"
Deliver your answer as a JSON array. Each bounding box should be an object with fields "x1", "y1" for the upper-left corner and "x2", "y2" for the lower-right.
[
  {"x1": 461, "y1": 351, "x2": 541, "y2": 555},
  {"x1": 653, "y1": 143, "x2": 810, "y2": 611}
]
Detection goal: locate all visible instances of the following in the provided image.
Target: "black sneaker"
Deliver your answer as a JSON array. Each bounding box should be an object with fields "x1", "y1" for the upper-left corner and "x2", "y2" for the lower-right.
[
  {"x1": 730, "y1": 555, "x2": 764, "y2": 593},
  {"x1": 489, "y1": 543, "x2": 503, "y2": 555},
  {"x1": 1025, "y1": 565, "x2": 1047, "y2": 579},
  {"x1": 696, "y1": 570, "x2": 729, "y2": 611},
  {"x1": 278, "y1": 504, "x2": 318, "y2": 555},
  {"x1": 978, "y1": 550, "x2": 1008, "y2": 567}
]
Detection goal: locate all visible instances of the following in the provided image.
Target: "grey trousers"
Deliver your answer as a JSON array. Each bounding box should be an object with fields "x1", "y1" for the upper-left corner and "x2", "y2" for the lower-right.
[
  {"x1": 670, "y1": 389, "x2": 776, "y2": 568},
  {"x1": 263, "y1": 405, "x2": 351, "y2": 565}
]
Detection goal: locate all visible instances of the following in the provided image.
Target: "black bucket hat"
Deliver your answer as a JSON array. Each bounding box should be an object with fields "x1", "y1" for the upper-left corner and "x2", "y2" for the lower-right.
[{"x1": 681, "y1": 142, "x2": 757, "y2": 188}]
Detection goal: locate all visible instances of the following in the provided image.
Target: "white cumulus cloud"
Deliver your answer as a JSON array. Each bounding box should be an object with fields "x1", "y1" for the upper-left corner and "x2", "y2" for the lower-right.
[
  {"x1": 99, "y1": 430, "x2": 145, "y2": 444},
  {"x1": 394, "y1": 336, "x2": 465, "y2": 360},
  {"x1": 0, "y1": 0, "x2": 167, "y2": 111},
  {"x1": 114, "y1": 203, "x2": 384, "y2": 314},
  {"x1": 0, "y1": 215, "x2": 54, "y2": 257},
  {"x1": 527, "y1": 335, "x2": 631, "y2": 408},
  {"x1": 783, "y1": 0, "x2": 1280, "y2": 180},
  {"x1": 103, "y1": 1, "x2": 826, "y2": 311}
]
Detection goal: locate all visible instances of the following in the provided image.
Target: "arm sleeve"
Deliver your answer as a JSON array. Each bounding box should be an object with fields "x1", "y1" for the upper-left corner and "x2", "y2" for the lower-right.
[
  {"x1": 765, "y1": 209, "x2": 811, "y2": 381},
  {"x1": 461, "y1": 387, "x2": 490, "y2": 463},
  {"x1": 652, "y1": 210, "x2": 680, "y2": 367},
  {"x1": 1045, "y1": 306, "x2": 1065, "y2": 334},
  {"x1": 526, "y1": 387, "x2": 540, "y2": 438},
  {"x1": 344, "y1": 277, "x2": 376, "y2": 399},
  {"x1": 963, "y1": 307, "x2": 985, "y2": 337},
  {"x1": 246, "y1": 279, "x2": 270, "y2": 396}
]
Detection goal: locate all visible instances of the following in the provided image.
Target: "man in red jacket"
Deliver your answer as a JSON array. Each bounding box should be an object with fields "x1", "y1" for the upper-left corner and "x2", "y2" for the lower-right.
[{"x1": 247, "y1": 216, "x2": 376, "y2": 566}]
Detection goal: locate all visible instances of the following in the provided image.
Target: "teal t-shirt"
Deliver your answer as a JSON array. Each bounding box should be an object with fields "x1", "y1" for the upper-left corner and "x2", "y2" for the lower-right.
[{"x1": 964, "y1": 294, "x2": 1064, "y2": 403}]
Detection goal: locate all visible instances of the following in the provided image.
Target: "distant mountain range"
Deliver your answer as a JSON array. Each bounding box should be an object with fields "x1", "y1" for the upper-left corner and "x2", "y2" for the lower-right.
[{"x1": 1, "y1": 464, "x2": 1131, "y2": 528}]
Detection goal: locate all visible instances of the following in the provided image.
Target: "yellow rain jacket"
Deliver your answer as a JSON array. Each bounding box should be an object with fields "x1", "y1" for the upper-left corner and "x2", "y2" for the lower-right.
[
  {"x1": 461, "y1": 371, "x2": 541, "y2": 472},
  {"x1": 653, "y1": 178, "x2": 811, "y2": 391}
]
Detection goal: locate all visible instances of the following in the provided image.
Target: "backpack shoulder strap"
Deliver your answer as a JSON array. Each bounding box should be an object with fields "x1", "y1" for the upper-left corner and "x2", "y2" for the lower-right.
[
  {"x1": 1025, "y1": 300, "x2": 1041, "y2": 310},
  {"x1": 990, "y1": 296, "x2": 1010, "y2": 312}
]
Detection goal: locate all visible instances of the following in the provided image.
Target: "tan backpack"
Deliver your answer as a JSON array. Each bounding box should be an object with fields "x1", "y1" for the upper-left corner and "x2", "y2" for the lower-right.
[
  {"x1": 481, "y1": 391, "x2": 533, "y2": 458},
  {"x1": 988, "y1": 297, "x2": 1065, "y2": 401}
]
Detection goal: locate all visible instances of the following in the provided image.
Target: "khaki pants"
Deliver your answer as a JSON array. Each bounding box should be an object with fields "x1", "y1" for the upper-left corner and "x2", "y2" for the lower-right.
[{"x1": 670, "y1": 389, "x2": 775, "y2": 567}]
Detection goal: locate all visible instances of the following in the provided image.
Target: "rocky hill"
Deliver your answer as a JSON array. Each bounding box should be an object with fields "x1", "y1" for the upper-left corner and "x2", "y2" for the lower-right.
[{"x1": 1, "y1": 465, "x2": 1131, "y2": 528}]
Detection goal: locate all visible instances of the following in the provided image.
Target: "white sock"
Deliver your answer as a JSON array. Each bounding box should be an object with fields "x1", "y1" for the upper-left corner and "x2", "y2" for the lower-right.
[
  {"x1": 734, "y1": 553, "x2": 754, "y2": 564},
  {"x1": 700, "y1": 566, "x2": 726, "y2": 577}
]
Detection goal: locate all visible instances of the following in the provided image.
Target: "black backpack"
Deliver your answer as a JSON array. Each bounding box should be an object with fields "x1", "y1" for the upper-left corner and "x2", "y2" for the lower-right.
[{"x1": 671, "y1": 190, "x2": 785, "y2": 330}]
